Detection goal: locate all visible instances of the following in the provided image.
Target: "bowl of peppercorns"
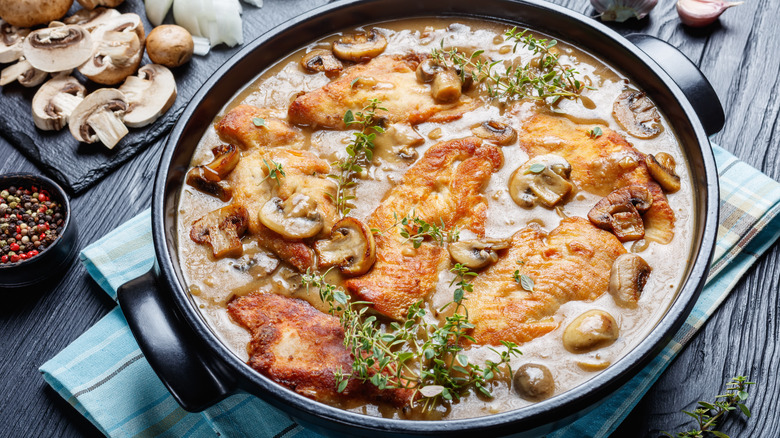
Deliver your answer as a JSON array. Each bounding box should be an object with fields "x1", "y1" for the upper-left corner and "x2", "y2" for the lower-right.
[{"x1": 0, "y1": 173, "x2": 77, "y2": 288}]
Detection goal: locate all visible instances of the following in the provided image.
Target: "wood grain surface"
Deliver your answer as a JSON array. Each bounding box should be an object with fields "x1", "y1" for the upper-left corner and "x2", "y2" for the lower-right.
[{"x1": 1, "y1": 0, "x2": 778, "y2": 437}]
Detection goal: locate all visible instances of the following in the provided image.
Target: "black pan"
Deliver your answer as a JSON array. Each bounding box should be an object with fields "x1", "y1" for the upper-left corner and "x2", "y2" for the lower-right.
[{"x1": 118, "y1": 0, "x2": 722, "y2": 436}]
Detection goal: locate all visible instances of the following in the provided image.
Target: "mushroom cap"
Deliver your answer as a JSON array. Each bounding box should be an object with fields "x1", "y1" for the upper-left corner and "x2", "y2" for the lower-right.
[
  {"x1": 332, "y1": 30, "x2": 387, "y2": 62},
  {"x1": 259, "y1": 195, "x2": 324, "y2": 239},
  {"x1": 77, "y1": 0, "x2": 125, "y2": 10},
  {"x1": 513, "y1": 363, "x2": 555, "y2": 401},
  {"x1": 608, "y1": 253, "x2": 651, "y2": 308},
  {"x1": 471, "y1": 120, "x2": 517, "y2": 146},
  {"x1": 613, "y1": 90, "x2": 662, "y2": 139},
  {"x1": 63, "y1": 7, "x2": 121, "y2": 33},
  {"x1": 448, "y1": 237, "x2": 510, "y2": 269},
  {"x1": 32, "y1": 75, "x2": 86, "y2": 131},
  {"x1": 68, "y1": 88, "x2": 128, "y2": 145},
  {"x1": 146, "y1": 25, "x2": 193, "y2": 68},
  {"x1": 0, "y1": 20, "x2": 30, "y2": 64},
  {"x1": 118, "y1": 64, "x2": 177, "y2": 128},
  {"x1": 314, "y1": 217, "x2": 377, "y2": 276},
  {"x1": 587, "y1": 185, "x2": 653, "y2": 242},
  {"x1": 79, "y1": 30, "x2": 142, "y2": 85},
  {"x1": 645, "y1": 153, "x2": 681, "y2": 193},
  {"x1": 0, "y1": 0, "x2": 73, "y2": 28},
  {"x1": 300, "y1": 49, "x2": 342, "y2": 78},
  {"x1": 562, "y1": 309, "x2": 619, "y2": 353},
  {"x1": 22, "y1": 25, "x2": 93, "y2": 73}
]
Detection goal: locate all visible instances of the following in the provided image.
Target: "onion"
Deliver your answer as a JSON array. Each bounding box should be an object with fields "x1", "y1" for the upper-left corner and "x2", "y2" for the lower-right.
[
  {"x1": 145, "y1": 0, "x2": 174, "y2": 26},
  {"x1": 172, "y1": 0, "x2": 243, "y2": 47},
  {"x1": 590, "y1": 0, "x2": 658, "y2": 22},
  {"x1": 676, "y1": 0, "x2": 742, "y2": 27}
]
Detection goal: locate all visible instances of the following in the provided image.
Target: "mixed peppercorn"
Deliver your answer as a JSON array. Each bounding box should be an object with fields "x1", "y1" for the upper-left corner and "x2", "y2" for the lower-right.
[{"x1": 0, "y1": 185, "x2": 65, "y2": 264}]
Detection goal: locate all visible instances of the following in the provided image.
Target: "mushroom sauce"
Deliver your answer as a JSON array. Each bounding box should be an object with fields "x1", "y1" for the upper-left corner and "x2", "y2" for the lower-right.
[{"x1": 176, "y1": 18, "x2": 694, "y2": 420}]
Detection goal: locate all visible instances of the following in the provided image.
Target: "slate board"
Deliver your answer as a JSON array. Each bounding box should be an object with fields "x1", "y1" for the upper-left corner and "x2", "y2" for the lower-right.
[{"x1": 0, "y1": 0, "x2": 331, "y2": 195}]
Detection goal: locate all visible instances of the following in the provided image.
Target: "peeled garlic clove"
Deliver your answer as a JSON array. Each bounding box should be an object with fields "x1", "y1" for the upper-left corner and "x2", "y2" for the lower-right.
[
  {"x1": 677, "y1": 0, "x2": 742, "y2": 27},
  {"x1": 591, "y1": 0, "x2": 658, "y2": 22}
]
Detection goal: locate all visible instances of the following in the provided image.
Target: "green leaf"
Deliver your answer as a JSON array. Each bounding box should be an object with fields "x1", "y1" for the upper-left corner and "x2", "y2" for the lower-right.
[
  {"x1": 528, "y1": 163, "x2": 546, "y2": 174},
  {"x1": 337, "y1": 379, "x2": 349, "y2": 393},
  {"x1": 334, "y1": 290, "x2": 348, "y2": 305},
  {"x1": 456, "y1": 354, "x2": 469, "y2": 367},
  {"x1": 343, "y1": 109, "x2": 355, "y2": 125},
  {"x1": 738, "y1": 403, "x2": 751, "y2": 417},
  {"x1": 453, "y1": 288, "x2": 464, "y2": 303},
  {"x1": 350, "y1": 77, "x2": 361, "y2": 87},
  {"x1": 252, "y1": 117, "x2": 266, "y2": 127},
  {"x1": 520, "y1": 274, "x2": 534, "y2": 292},
  {"x1": 710, "y1": 432, "x2": 729, "y2": 438}
]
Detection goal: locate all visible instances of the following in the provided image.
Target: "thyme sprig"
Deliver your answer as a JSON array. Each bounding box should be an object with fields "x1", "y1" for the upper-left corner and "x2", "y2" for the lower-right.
[
  {"x1": 328, "y1": 99, "x2": 386, "y2": 217},
  {"x1": 301, "y1": 262, "x2": 520, "y2": 409},
  {"x1": 432, "y1": 27, "x2": 587, "y2": 103},
  {"x1": 664, "y1": 375, "x2": 754, "y2": 438},
  {"x1": 259, "y1": 158, "x2": 285, "y2": 186}
]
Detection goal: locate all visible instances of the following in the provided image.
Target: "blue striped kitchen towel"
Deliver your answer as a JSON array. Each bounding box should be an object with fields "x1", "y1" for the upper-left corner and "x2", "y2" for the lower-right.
[{"x1": 40, "y1": 144, "x2": 780, "y2": 438}]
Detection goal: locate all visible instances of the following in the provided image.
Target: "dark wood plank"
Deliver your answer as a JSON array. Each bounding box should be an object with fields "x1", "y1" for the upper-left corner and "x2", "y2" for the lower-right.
[{"x1": 1, "y1": 1, "x2": 779, "y2": 437}]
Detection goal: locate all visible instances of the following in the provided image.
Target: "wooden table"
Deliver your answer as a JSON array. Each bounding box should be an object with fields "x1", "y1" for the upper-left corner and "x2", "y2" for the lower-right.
[{"x1": 1, "y1": 0, "x2": 778, "y2": 436}]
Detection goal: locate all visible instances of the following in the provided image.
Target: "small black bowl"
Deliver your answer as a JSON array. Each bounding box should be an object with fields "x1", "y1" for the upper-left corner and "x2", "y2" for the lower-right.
[{"x1": 0, "y1": 173, "x2": 78, "y2": 289}]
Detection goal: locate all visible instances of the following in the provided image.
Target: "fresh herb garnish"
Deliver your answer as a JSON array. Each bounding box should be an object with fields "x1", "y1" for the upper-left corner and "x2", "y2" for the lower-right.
[
  {"x1": 586, "y1": 126, "x2": 603, "y2": 138},
  {"x1": 252, "y1": 117, "x2": 266, "y2": 127},
  {"x1": 432, "y1": 27, "x2": 588, "y2": 103},
  {"x1": 664, "y1": 376, "x2": 754, "y2": 438},
  {"x1": 527, "y1": 163, "x2": 546, "y2": 174},
  {"x1": 260, "y1": 158, "x2": 285, "y2": 186},
  {"x1": 301, "y1": 264, "x2": 521, "y2": 409},
  {"x1": 328, "y1": 99, "x2": 386, "y2": 217},
  {"x1": 513, "y1": 270, "x2": 534, "y2": 292},
  {"x1": 396, "y1": 212, "x2": 460, "y2": 248}
]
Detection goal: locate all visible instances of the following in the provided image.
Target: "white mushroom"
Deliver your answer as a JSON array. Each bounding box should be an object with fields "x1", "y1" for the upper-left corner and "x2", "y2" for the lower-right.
[
  {"x1": 613, "y1": 90, "x2": 662, "y2": 139},
  {"x1": 0, "y1": 58, "x2": 47, "y2": 87},
  {"x1": 258, "y1": 195, "x2": 324, "y2": 239},
  {"x1": 373, "y1": 123, "x2": 424, "y2": 161},
  {"x1": 0, "y1": 0, "x2": 73, "y2": 28},
  {"x1": 448, "y1": 237, "x2": 511, "y2": 269},
  {"x1": 32, "y1": 76, "x2": 86, "y2": 130},
  {"x1": 314, "y1": 217, "x2": 377, "y2": 276},
  {"x1": 332, "y1": 30, "x2": 387, "y2": 62},
  {"x1": 63, "y1": 7, "x2": 121, "y2": 33},
  {"x1": 190, "y1": 204, "x2": 249, "y2": 259},
  {"x1": 77, "y1": 0, "x2": 125, "y2": 9},
  {"x1": 300, "y1": 49, "x2": 343, "y2": 78},
  {"x1": 22, "y1": 25, "x2": 93, "y2": 73},
  {"x1": 471, "y1": 120, "x2": 517, "y2": 146},
  {"x1": 69, "y1": 88, "x2": 129, "y2": 149},
  {"x1": 0, "y1": 20, "x2": 30, "y2": 64},
  {"x1": 509, "y1": 154, "x2": 574, "y2": 208},
  {"x1": 645, "y1": 153, "x2": 681, "y2": 193},
  {"x1": 562, "y1": 310, "x2": 619, "y2": 353},
  {"x1": 79, "y1": 15, "x2": 146, "y2": 85},
  {"x1": 608, "y1": 253, "x2": 652, "y2": 308},
  {"x1": 118, "y1": 64, "x2": 177, "y2": 128},
  {"x1": 587, "y1": 185, "x2": 653, "y2": 242}
]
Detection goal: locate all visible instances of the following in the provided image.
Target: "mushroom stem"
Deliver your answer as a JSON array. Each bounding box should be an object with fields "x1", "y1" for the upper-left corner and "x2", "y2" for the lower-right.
[
  {"x1": 1, "y1": 59, "x2": 47, "y2": 87},
  {"x1": 86, "y1": 110, "x2": 128, "y2": 149},
  {"x1": 50, "y1": 93, "x2": 84, "y2": 119}
]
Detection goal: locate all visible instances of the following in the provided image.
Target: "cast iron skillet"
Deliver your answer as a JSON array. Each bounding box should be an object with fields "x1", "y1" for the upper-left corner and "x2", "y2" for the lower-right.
[{"x1": 117, "y1": 0, "x2": 722, "y2": 436}]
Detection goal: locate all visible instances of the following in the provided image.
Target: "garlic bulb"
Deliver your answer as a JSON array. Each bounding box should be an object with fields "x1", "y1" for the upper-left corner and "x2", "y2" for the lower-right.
[
  {"x1": 591, "y1": 0, "x2": 658, "y2": 22},
  {"x1": 677, "y1": 0, "x2": 742, "y2": 27}
]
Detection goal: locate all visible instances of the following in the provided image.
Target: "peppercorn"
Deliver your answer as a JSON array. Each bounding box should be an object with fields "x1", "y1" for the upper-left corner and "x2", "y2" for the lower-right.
[{"x1": 0, "y1": 184, "x2": 65, "y2": 265}]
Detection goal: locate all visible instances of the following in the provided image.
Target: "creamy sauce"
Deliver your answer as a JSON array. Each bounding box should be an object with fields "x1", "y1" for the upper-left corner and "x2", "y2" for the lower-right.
[{"x1": 176, "y1": 18, "x2": 693, "y2": 420}]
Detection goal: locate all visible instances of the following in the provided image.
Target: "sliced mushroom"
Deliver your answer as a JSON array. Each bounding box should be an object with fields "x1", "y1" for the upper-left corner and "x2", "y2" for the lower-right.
[
  {"x1": 608, "y1": 253, "x2": 651, "y2": 308},
  {"x1": 588, "y1": 185, "x2": 653, "y2": 242},
  {"x1": 448, "y1": 237, "x2": 511, "y2": 269},
  {"x1": 31, "y1": 76, "x2": 86, "y2": 131},
  {"x1": 0, "y1": 58, "x2": 47, "y2": 87},
  {"x1": 373, "y1": 123, "x2": 424, "y2": 161},
  {"x1": 0, "y1": 20, "x2": 30, "y2": 64},
  {"x1": 613, "y1": 90, "x2": 662, "y2": 139},
  {"x1": 63, "y1": 7, "x2": 120, "y2": 32},
  {"x1": 513, "y1": 363, "x2": 555, "y2": 401},
  {"x1": 645, "y1": 153, "x2": 681, "y2": 193},
  {"x1": 185, "y1": 144, "x2": 240, "y2": 202},
  {"x1": 300, "y1": 49, "x2": 343, "y2": 78},
  {"x1": 79, "y1": 15, "x2": 146, "y2": 85},
  {"x1": 314, "y1": 217, "x2": 376, "y2": 276},
  {"x1": 69, "y1": 88, "x2": 128, "y2": 149},
  {"x1": 118, "y1": 64, "x2": 177, "y2": 127},
  {"x1": 258, "y1": 195, "x2": 323, "y2": 239},
  {"x1": 77, "y1": 0, "x2": 125, "y2": 10},
  {"x1": 0, "y1": 0, "x2": 73, "y2": 28},
  {"x1": 562, "y1": 310, "x2": 619, "y2": 353},
  {"x1": 509, "y1": 155, "x2": 574, "y2": 208},
  {"x1": 471, "y1": 120, "x2": 517, "y2": 146},
  {"x1": 415, "y1": 58, "x2": 441, "y2": 83},
  {"x1": 189, "y1": 204, "x2": 248, "y2": 259},
  {"x1": 332, "y1": 30, "x2": 387, "y2": 62},
  {"x1": 22, "y1": 25, "x2": 93, "y2": 73},
  {"x1": 430, "y1": 67, "x2": 461, "y2": 103}
]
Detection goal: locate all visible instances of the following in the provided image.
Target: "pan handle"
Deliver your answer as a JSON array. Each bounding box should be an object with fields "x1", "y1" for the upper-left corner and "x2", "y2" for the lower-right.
[
  {"x1": 117, "y1": 267, "x2": 235, "y2": 412},
  {"x1": 626, "y1": 34, "x2": 725, "y2": 136}
]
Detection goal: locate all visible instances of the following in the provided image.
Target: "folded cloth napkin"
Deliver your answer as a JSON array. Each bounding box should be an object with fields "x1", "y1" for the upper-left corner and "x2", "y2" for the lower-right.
[{"x1": 41, "y1": 145, "x2": 780, "y2": 438}]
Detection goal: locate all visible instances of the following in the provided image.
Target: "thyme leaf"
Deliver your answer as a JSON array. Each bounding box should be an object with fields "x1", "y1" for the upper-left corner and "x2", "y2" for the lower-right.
[
  {"x1": 586, "y1": 126, "x2": 603, "y2": 138},
  {"x1": 252, "y1": 117, "x2": 266, "y2": 127},
  {"x1": 513, "y1": 270, "x2": 534, "y2": 292},
  {"x1": 259, "y1": 158, "x2": 285, "y2": 186}
]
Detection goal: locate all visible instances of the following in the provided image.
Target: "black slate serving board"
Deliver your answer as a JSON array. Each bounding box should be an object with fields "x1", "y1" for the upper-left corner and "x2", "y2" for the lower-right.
[{"x1": 0, "y1": 0, "x2": 331, "y2": 195}]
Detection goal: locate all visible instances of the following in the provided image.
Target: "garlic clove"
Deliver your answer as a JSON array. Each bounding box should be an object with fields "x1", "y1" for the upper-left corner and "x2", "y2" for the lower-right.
[
  {"x1": 591, "y1": 0, "x2": 658, "y2": 22},
  {"x1": 677, "y1": 0, "x2": 742, "y2": 27}
]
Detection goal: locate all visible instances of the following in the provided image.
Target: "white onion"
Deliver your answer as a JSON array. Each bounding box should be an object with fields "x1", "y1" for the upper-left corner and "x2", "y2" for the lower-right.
[
  {"x1": 145, "y1": 0, "x2": 174, "y2": 26},
  {"x1": 242, "y1": 0, "x2": 263, "y2": 6},
  {"x1": 172, "y1": 0, "x2": 244, "y2": 48},
  {"x1": 590, "y1": 0, "x2": 658, "y2": 22}
]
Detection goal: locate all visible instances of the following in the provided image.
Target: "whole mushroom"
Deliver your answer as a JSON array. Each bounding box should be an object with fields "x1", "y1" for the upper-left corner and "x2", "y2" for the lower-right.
[
  {"x1": 31, "y1": 76, "x2": 86, "y2": 130},
  {"x1": 513, "y1": 363, "x2": 555, "y2": 401},
  {"x1": 608, "y1": 253, "x2": 652, "y2": 308},
  {"x1": 0, "y1": 0, "x2": 73, "y2": 28},
  {"x1": 146, "y1": 25, "x2": 194, "y2": 68},
  {"x1": 314, "y1": 217, "x2": 377, "y2": 276},
  {"x1": 562, "y1": 309, "x2": 619, "y2": 353}
]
